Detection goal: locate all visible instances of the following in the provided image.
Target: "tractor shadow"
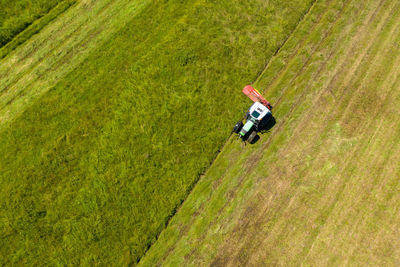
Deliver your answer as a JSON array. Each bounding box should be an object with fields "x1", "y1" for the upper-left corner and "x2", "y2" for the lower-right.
[{"x1": 249, "y1": 116, "x2": 276, "y2": 144}]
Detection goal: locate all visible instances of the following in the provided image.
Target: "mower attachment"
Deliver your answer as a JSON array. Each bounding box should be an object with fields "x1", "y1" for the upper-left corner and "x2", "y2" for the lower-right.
[{"x1": 242, "y1": 85, "x2": 272, "y2": 110}]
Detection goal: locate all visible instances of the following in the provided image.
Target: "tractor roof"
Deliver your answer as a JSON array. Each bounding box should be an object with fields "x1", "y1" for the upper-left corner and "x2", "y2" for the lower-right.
[{"x1": 249, "y1": 102, "x2": 271, "y2": 121}]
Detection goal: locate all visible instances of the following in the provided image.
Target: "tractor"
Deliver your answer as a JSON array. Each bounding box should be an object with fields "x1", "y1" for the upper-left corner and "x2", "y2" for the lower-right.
[{"x1": 233, "y1": 85, "x2": 273, "y2": 143}]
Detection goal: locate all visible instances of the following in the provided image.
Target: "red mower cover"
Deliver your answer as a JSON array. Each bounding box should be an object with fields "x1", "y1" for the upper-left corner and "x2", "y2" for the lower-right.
[{"x1": 242, "y1": 85, "x2": 272, "y2": 110}]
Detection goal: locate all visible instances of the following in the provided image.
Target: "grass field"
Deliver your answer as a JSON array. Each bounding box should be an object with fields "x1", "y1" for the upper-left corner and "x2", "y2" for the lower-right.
[
  {"x1": 140, "y1": 0, "x2": 400, "y2": 265},
  {"x1": 0, "y1": 0, "x2": 76, "y2": 60},
  {"x1": 0, "y1": 0, "x2": 67, "y2": 47},
  {"x1": 0, "y1": 0, "x2": 314, "y2": 265}
]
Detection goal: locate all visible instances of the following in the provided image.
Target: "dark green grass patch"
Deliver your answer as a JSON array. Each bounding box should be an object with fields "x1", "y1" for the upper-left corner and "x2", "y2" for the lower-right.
[
  {"x1": 0, "y1": 0, "x2": 314, "y2": 265},
  {"x1": 0, "y1": 0, "x2": 68, "y2": 48},
  {"x1": 0, "y1": 0, "x2": 76, "y2": 59}
]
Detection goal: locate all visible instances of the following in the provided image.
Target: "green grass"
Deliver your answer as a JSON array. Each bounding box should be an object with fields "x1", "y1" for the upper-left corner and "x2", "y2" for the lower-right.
[
  {"x1": 140, "y1": 0, "x2": 400, "y2": 265},
  {"x1": 0, "y1": 0, "x2": 67, "y2": 48},
  {"x1": 0, "y1": 0, "x2": 314, "y2": 265},
  {"x1": 0, "y1": 0, "x2": 76, "y2": 60}
]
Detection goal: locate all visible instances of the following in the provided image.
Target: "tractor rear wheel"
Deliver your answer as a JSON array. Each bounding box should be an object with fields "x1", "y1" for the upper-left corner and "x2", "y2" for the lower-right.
[
  {"x1": 233, "y1": 121, "x2": 243, "y2": 134},
  {"x1": 247, "y1": 131, "x2": 258, "y2": 144}
]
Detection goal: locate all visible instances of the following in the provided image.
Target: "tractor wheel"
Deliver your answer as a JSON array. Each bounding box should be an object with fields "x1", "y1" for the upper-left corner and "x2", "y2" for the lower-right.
[
  {"x1": 233, "y1": 121, "x2": 243, "y2": 134},
  {"x1": 247, "y1": 131, "x2": 258, "y2": 144}
]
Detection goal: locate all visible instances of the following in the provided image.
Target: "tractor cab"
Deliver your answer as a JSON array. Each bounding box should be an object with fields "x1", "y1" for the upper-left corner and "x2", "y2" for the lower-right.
[
  {"x1": 238, "y1": 102, "x2": 271, "y2": 138},
  {"x1": 248, "y1": 101, "x2": 271, "y2": 121}
]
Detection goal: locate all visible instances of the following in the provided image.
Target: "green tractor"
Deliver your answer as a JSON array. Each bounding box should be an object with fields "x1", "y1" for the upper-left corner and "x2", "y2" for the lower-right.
[{"x1": 233, "y1": 85, "x2": 273, "y2": 143}]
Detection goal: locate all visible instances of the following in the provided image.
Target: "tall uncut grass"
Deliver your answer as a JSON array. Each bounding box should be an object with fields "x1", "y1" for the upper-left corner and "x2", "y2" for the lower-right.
[{"x1": 0, "y1": 0, "x2": 314, "y2": 265}]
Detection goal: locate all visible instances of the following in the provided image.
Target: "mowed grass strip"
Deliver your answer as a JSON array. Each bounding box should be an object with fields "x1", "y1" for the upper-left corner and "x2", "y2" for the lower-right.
[
  {"x1": 0, "y1": 0, "x2": 76, "y2": 60},
  {"x1": 0, "y1": 0, "x2": 315, "y2": 265},
  {"x1": 0, "y1": 0, "x2": 151, "y2": 129},
  {"x1": 0, "y1": 0, "x2": 65, "y2": 47},
  {"x1": 140, "y1": 0, "x2": 400, "y2": 265},
  {"x1": 224, "y1": 0, "x2": 400, "y2": 262},
  {"x1": 245, "y1": 1, "x2": 400, "y2": 264}
]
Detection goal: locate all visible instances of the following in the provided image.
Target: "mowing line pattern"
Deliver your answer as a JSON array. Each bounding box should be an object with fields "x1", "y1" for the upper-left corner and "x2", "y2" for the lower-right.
[
  {"x1": 140, "y1": 0, "x2": 400, "y2": 265},
  {"x1": 0, "y1": 0, "x2": 151, "y2": 129},
  {"x1": 1, "y1": 0, "x2": 317, "y2": 265}
]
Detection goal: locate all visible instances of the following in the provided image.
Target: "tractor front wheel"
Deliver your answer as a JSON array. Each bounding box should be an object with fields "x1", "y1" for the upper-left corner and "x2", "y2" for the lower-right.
[{"x1": 233, "y1": 121, "x2": 243, "y2": 134}]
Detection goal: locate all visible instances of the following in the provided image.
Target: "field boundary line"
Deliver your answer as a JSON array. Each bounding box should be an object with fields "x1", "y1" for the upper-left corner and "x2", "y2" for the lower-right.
[
  {"x1": 0, "y1": 0, "x2": 114, "y2": 95},
  {"x1": 0, "y1": 0, "x2": 77, "y2": 60},
  {"x1": 242, "y1": 0, "x2": 352, "y2": 175},
  {"x1": 252, "y1": 0, "x2": 319, "y2": 85}
]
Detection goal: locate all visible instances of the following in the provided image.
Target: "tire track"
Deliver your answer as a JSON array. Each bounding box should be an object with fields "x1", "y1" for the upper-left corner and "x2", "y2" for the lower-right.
[
  {"x1": 210, "y1": 0, "x2": 398, "y2": 264},
  {"x1": 265, "y1": 0, "x2": 391, "y2": 184},
  {"x1": 252, "y1": 0, "x2": 333, "y2": 87},
  {"x1": 241, "y1": 0, "x2": 357, "y2": 178},
  {"x1": 241, "y1": 0, "x2": 389, "y2": 258},
  {"x1": 302, "y1": 58, "x2": 400, "y2": 265},
  {"x1": 295, "y1": 2, "x2": 400, "y2": 261},
  {"x1": 260, "y1": 0, "x2": 351, "y2": 107},
  {"x1": 211, "y1": 0, "x2": 370, "y2": 264}
]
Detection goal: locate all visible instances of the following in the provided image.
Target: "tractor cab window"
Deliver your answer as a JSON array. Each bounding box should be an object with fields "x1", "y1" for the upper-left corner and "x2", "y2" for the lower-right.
[{"x1": 251, "y1": 110, "x2": 260, "y2": 118}]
